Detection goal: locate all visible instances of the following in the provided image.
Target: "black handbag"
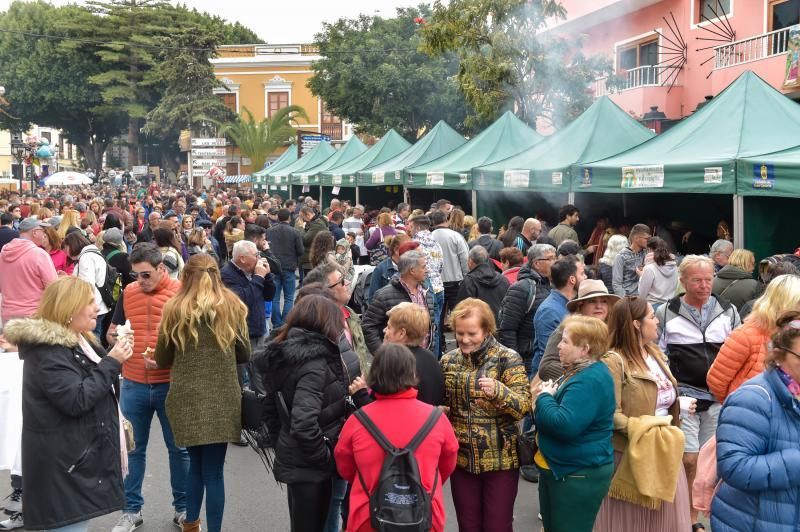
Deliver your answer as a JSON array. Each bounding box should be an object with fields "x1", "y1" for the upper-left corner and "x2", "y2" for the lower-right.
[
  {"x1": 241, "y1": 388, "x2": 265, "y2": 432},
  {"x1": 517, "y1": 428, "x2": 538, "y2": 467}
]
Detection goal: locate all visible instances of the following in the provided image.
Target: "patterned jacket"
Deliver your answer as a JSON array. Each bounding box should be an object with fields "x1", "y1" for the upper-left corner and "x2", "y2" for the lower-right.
[
  {"x1": 413, "y1": 230, "x2": 444, "y2": 293},
  {"x1": 440, "y1": 337, "x2": 532, "y2": 474}
]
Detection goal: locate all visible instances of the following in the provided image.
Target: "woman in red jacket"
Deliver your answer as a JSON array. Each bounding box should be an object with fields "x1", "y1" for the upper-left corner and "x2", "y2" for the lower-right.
[{"x1": 334, "y1": 344, "x2": 459, "y2": 532}]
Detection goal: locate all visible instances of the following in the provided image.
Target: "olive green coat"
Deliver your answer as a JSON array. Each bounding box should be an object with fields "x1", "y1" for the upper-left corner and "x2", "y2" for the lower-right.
[{"x1": 155, "y1": 323, "x2": 251, "y2": 447}]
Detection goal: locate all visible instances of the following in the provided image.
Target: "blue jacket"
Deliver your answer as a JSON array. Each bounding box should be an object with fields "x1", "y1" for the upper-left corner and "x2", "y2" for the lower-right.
[
  {"x1": 535, "y1": 361, "x2": 615, "y2": 479},
  {"x1": 367, "y1": 257, "x2": 397, "y2": 304},
  {"x1": 711, "y1": 369, "x2": 800, "y2": 532},
  {"x1": 531, "y1": 290, "x2": 569, "y2": 373},
  {"x1": 221, "y1": 262, "x2": 276, "y2": 338}
]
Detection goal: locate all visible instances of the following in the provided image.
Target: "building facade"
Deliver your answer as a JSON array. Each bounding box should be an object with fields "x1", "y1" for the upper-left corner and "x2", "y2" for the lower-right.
[
  {"x1": 556, "y1": 0, "x2": 800, "y2": 124},
  {"x1": 211, "y1": 43, "x2": 352, "y2": 175}
]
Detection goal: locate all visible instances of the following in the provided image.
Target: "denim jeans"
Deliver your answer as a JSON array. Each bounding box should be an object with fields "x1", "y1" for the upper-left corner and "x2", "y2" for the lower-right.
[
  {"x1": 323, "y1": 475, "x2": 348, "y2": 532},
  {"x1": 44, "y1": 521, "x2": 89, "y2": 532},
  {"x1": 186, "y1": 443, "x2": 228, "y2": 532},
  {"x1": 271, "y1": 269, "x2": 297, "y2": 327},
  {"x1": 120, "y1": 379, "x2": 189, "y2": 513},
  {"x1": 432, "y1": 290, "x2": 444, "y2": 359}
]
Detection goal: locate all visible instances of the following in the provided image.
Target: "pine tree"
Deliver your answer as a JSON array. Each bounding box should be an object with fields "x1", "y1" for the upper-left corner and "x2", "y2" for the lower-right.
[{"x1": 83, "y1": 0, "x2": 175, "y2": 167}]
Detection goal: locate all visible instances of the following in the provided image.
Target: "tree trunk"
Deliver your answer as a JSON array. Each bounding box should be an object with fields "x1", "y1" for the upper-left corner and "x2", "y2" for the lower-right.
[
  {"x1": 79, "y1": 139, "x2": 108, "y2": 181},
  {"x1": 127, "y1": 116, "x2": 140, "y2": 168}
]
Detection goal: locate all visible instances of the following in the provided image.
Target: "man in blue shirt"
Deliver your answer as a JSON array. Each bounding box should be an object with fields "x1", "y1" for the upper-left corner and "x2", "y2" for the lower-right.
[{"x1": 531, "y1": 255, "x2": 585, "y2": 375}]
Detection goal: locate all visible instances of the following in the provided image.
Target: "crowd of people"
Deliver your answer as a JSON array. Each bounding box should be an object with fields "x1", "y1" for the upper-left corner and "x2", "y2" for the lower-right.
[{"x1": 0, "y1": 181, "x2": 799, "y2": 532}]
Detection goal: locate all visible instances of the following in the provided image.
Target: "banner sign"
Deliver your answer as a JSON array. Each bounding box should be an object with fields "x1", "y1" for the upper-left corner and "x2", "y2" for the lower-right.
[
  {"x1": 752, "y1": 163, "x2": 775, "y2": 189},
  {"x1": 621, "y1": 165, "x2": 664, "y2": 189},
  {"x1": 191, "y1": 138, "x2": 226, "y2": 147},
  {"x1": 784, "y1": 25, "x2": 800, "y2": 88},
  {"x1": 297, "y1": 131, "x2": 331, "y2": 158},
  {"x1": 503, "y1": 170, "x2": 530, "y2": 188},
  {"x1": 191, "y1": 147, "x2": 226, "y2": 157},
  {"x1": 704, "y1": 167, "x2": 723, "y2": 184},
  {"x1": 579, "y1": 167, "x2": 592, "y2": 187},
  {"x1": 426, "y1": 172, "x2": 445, "y2": 187},
  {"x1": 551, "y1": 172, "x2": 563, "y2": 185}
]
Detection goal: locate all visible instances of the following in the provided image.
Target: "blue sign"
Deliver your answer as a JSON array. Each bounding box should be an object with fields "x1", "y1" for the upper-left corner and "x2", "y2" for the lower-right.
[
  {"x1": 579, "y1": 167, "x2": 592, "y2": 187},
  {"x1": 752, "y1": 163, "x2": 775, "y2": 189}
]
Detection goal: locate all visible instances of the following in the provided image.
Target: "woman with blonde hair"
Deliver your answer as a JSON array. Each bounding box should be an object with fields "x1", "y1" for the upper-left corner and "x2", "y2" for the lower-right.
[
  {"x1": 708, "y1": 273, "x2": 800, "y2": 402},
  {"x1": 57, "y1": 208, "x2": 81, "y2": 238},
  {"x1": 2, "y1": 277, "x2": 132, "y2": 532},
  {"x1": 440, "y1": 298, "x2": 531, "y2": 531},
  {"x1": 464, "y1": 214, "x2": 478, "y2": 242},
  {"x1": 448, "y1": 208, "x2": 466, "y2": 239},
  {"x1": 365, "y1": 211, "x2": 397, "y2": 253},
  {"x1": 711, "y1": 248, "x2": 760, "y2": 310},
  {"x1": 598, "y1": 234, "x2": 628, "y2": 293},
  {"x1": 155, "y1": 254, "x2": 251, "y2": 532},
  {"x1": 594, "y1": 296, "x2": 691, "y2": 531}
]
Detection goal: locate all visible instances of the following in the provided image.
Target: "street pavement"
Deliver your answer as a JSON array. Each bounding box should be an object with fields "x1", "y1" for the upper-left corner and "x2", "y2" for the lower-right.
[{"x1": 1, "y1": 421, "x2": 540, "y2": 531}]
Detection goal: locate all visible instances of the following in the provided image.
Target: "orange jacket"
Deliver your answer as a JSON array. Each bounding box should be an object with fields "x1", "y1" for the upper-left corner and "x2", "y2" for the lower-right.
[
  {"x1": 706, "y1": 321, "x2": 769, "y2": 402},
  {"x1": 121, "y1": 274, "x2": 181, "y2": 384}
]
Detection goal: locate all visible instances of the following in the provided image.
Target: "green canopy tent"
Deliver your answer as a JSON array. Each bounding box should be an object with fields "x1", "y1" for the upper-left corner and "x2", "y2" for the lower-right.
[
  {"x1": 404, "y1": 111, "x2": 543, "y2": 214},
  {"x1": 574, "y1": 71, "x2": 800, "y2": 252},
  {"x1": 356, "y1": 121, "x2": 466, "y2": 187},
  {"x1": 291, "y1": 136, "x2": 368, "y2": 205},
  {"x1": 319, "y1": 130, "x2": 411, "y2": 208},
  {"x1": 473, "y1": 97, "x2": 654, "y2": 192},
  {"x1": 737, "y1": 145, "x2": 800, "y2": 259},
  {"x1": 252, "y1": 144, "x2": 297, "y2": 195},
  {"x1": 471, "y1": 97, "x2": 654, "y2": 223},
  {"x1": 576, "y1": 71, "x2": 800, "y2": 195},
  {"x1": 264, "y1": 142, "x2": 336, "y2": 198}
]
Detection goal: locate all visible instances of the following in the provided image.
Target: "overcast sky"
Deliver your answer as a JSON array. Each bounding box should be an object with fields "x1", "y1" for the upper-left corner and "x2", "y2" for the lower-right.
[{"x1": 0, "y1": 0, "x2": 422, "y2": 43}]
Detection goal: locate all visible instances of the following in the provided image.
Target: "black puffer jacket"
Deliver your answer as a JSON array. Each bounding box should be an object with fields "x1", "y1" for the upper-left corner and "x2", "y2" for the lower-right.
[
  {"x1": 497, "y1": 264, "x2": 551, "y2": 360},
  {"x1": 361, "y1": 277, "x2": 435, "y2": 354},
  {"x1": 4, "y1": 318, "x2": 124, "y2": 530},
  {"x1": 455, "y1": 262, "x2": 510, "y2": 321},
  {"x1": 258, "y1": 328, "x2": 348, "y2": 484},
  {"x1": 301, "y1": 215, "x2": 330, "y2": 270}
]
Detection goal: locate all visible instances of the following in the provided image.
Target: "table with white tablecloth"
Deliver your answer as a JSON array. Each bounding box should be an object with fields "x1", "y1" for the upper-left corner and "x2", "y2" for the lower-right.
[{"x1": 0, "y1": 352, "x2": 22, "y2": 476}]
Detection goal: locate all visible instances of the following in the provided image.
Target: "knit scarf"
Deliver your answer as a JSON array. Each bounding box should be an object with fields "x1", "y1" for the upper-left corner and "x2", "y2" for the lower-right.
[
  {"x1": 558, "y1": 359, "x2": 595, "y2": 385},
  {"x1": 777, "y1": 367, "x2": 800, "y2": 400}
]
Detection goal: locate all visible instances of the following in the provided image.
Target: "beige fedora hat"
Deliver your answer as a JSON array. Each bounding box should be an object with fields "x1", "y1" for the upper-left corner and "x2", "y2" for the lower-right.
[{"x1": 566, "y1": 279, "x2": 621, "y2": 312}]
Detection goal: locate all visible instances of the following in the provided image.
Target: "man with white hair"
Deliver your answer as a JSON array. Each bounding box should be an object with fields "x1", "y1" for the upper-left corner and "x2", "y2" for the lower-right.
[
  {"x1": 656, "y1": 254, "x2": 739, "y2": 525},
  {"x1": 361, "y1": 249, "x2": 435, "y2": 354},
  {"x1": 221, "y1": 240, "x2": 276, "y2": 387},
  {"x1": 709, "y1": 239, "x2": 733, "y2": 273}
]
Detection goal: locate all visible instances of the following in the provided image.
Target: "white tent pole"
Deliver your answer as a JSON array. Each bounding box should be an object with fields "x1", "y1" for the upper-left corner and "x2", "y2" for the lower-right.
[
  {"x1": 356, "y1": 186, "x2": 360, "y2": 206},
  {"x1": 733, "y1": 194, "x2": 744, "y2": 248},
  {"x1": 471, "y1": 189, "x2": 477, "y2": 217}
]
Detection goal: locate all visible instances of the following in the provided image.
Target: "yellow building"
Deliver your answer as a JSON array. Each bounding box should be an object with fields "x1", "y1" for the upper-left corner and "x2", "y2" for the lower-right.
[{"x1": 211, "y1": 43, "x2": 351, "y2": 175}]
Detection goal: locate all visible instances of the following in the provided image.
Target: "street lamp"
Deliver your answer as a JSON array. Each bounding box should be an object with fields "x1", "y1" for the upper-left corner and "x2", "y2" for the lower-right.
[{"x1": 9, "y1": 136, "x2": 26, "y2": 191}]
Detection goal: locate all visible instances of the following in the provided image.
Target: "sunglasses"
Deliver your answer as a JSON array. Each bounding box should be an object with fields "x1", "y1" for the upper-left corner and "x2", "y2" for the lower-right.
[
  {"x1": 328, "y1": 277, "x2": 347, "y2": 289},
  {"x1": 130, "y1": 270, "x2": 156, "y2": 280}
]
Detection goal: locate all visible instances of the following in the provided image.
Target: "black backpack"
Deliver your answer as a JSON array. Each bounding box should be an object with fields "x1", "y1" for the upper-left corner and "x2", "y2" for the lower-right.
[
  {"x1": 79, "y1": 249, "x2": 121, "y2": 308},
  {"x1": 354, "y1": 407, "x2": 441, "y2": 532}
]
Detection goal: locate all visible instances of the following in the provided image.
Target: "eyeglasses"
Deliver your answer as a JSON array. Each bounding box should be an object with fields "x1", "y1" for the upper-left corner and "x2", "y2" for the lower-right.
[
  {"x1": 328, "y1": 277, "x2": 347, "y2": 289},
  {"x1": 130, "y1": 270, "x2": 156, "y2": 280}
]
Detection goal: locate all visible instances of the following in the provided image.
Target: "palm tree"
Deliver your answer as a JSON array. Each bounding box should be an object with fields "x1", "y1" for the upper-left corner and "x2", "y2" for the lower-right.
[{"x1": 217, "y1": 105, "x2": 308, "y2": 172}]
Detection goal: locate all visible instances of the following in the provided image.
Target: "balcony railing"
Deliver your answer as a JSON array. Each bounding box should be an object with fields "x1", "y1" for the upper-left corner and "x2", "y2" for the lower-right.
[
  {"x1": 591, "y1": 64, "x2": 675, "y2": 97},
  {"x1": 714, "y1": 27, "x2": 790, "y2": 70},
  {"x1": 321, "y1": 123, "x2": 343, "y2": 141}
]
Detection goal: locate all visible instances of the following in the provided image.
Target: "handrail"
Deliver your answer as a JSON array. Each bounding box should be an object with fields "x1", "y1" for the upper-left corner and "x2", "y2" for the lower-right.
[{"x1": 714, "y1": 27, "x2": 790, "y2": 70}]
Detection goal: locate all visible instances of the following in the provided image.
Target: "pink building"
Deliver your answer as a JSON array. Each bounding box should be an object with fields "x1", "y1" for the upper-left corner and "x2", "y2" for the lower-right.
[{"x1": 555, "y1": 0, "x2": 800, "y2": 128}]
